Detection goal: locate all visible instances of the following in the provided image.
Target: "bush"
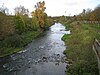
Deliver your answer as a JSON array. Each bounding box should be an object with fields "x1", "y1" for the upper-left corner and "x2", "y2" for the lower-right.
[
  {"x1": 0, "y1": 12, "x2": 15, "y2": 40},
  {"x1": 14, "y1": 16, "x2": 25, "y2": 34},
  {"x1": 3, "y1": 34, "x2": 24, "y2": 47}
]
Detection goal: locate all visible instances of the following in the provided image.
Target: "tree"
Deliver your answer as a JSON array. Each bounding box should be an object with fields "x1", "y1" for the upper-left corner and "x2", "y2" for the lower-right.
[
  {"x1": 14, "y1": 6, "x2": 31, "y2": 32},
  {"x1": 85, "y1": 8, "x2": 92, "y2": 21},
  {"x1": 89, "y1": 12, "x2": 96, "y2": 21},
  {"x1": 14, "y1": 16, "x2": 25, "y2": 34},
  {"x1": 14, "y1": 5, "x2": 29, "y2": 16},
  {"x1": 0, "y1": 4, "x2": 9, "y2": 15},
  {"x1": 32, "y1": 1, "x2": 46, "y2": 29},
  {"x1": 94, "y1": 4, "x2": 100, "y2": 21},
  {"x1": 83, "y1": 9, "x2": 86, "y2": 14}
]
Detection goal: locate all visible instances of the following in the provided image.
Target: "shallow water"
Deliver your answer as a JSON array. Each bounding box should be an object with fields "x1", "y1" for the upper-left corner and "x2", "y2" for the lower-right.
[{"x1": 0, "y1": 23, "x2": 69, "y2": 75}]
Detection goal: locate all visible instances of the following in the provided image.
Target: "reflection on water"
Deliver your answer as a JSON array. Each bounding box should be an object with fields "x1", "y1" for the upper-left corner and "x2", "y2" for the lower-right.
[{"x1": 0, "y1": 23, "x2": 70, "y2": 75}]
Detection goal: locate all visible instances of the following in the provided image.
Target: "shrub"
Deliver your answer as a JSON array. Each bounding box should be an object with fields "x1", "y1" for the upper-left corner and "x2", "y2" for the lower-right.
[
  {"x1": 14, "y1": 16, "x2": 25, "y2": 34},
  {"x1": 3, "y1": 34, "x2": 24, "y2": 47}
]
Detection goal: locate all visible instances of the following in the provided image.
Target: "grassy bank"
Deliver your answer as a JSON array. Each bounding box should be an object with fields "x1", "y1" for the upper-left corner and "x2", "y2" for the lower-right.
[
  {"x1": 0, "y1": 7, "x2": 53, "y2": 58},
  {"x1": 0, "y1": 30, "x2": 42, "y2": 57},
  {"x1": 62, "y1": 21, "x2": 100, "y2": 75}
]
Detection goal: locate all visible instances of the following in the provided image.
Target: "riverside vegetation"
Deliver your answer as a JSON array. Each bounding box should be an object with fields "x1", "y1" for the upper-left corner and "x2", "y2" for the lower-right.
[
  {"x1": 0, "y1": 1, "x2": 53, "y2": 57},
  {"x1": 61, "y1": 4, "x2": 100, "y2": 75},
  {"x1": 0, "y1": 1, "x2": 100, "y2": 75}
]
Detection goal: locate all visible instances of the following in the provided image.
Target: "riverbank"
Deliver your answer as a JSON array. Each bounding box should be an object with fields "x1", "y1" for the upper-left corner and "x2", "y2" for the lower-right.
[
  {"x1": 62, "y1": 21, "x2": 100, "y2": 75},
  {"x1": 0, "y1": 11, "x2": 54, "y2": 58},
  {"x1": 0, "y1": 23, "x2": 67, "y2": 75},
  {"x1": 0, "y1": 30, "x2": 43, "y2": 57}
]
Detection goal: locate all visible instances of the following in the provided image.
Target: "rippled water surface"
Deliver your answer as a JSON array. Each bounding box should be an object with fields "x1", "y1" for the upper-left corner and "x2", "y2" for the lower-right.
[{"x1": 0, "y1": 23, "x2": 69, "y2": 75}]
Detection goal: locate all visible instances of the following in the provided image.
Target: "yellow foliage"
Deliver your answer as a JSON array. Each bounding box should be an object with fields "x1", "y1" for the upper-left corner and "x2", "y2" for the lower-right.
[{"x1": 32, "y1": 1, "x2": 46, "y2": 28}]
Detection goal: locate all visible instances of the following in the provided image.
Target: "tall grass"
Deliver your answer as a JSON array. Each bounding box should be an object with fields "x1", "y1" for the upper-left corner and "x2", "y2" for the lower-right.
[{"x1": 62, "y1": 22, "x2": 100, "y2": 75}]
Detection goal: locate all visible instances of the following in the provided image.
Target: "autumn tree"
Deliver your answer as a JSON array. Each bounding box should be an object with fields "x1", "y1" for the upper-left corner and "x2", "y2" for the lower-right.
[
  {"x1": 32, "y1": 1, "x2": 47, "y2": 29},
  {"x1": 93, "y1": 4, "x2": 100, "y2": 22},
  {"x1": 89, "y1": 12, "x2": 96, "y2": 21}
]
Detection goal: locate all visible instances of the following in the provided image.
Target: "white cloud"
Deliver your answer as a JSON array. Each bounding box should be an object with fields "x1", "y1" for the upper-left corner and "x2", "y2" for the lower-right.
[
  {"x1": 0, "y1": 0, "x2": 100, "y2": 16},
  {"x1": 43, "y1": 0, "x2": 100, "y2": 16}
]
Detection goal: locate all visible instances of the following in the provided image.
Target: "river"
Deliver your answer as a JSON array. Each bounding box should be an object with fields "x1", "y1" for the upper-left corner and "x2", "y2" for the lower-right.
[{"x1": 0, "y1": 23, "x2": 69, "y2": 75}]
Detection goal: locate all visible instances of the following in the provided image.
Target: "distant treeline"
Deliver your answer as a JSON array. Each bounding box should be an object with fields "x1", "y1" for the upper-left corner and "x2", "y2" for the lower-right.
[{"x1": 54, "y1": 4, "x2": 100, "y2": 25}]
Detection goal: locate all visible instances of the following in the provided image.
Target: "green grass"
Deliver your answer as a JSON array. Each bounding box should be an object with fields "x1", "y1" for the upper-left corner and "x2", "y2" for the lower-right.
[
  {"x1": 0, "y1": 30, "x2": 42, "y2": 57},
  {"x1": 82, "y1": 24, "x2": 100, "y2": 40},
  {"x1": 62, "y1": 22, "x2": 100, "y2": 75},
  {"x1": 61, "y1": 34, "x2": 71, "y2": 41},
  {"x1": 0, "y1": 47, "x2": 21, "y2": 57},
  {"x1": 21, "y1": 30, "x2": 42, "y2": 46}
]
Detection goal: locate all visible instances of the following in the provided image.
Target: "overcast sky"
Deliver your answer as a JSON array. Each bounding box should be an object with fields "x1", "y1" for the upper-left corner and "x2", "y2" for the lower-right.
[{"x1": 0, "y1": 0, "x2": 100, "y2": 16}]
